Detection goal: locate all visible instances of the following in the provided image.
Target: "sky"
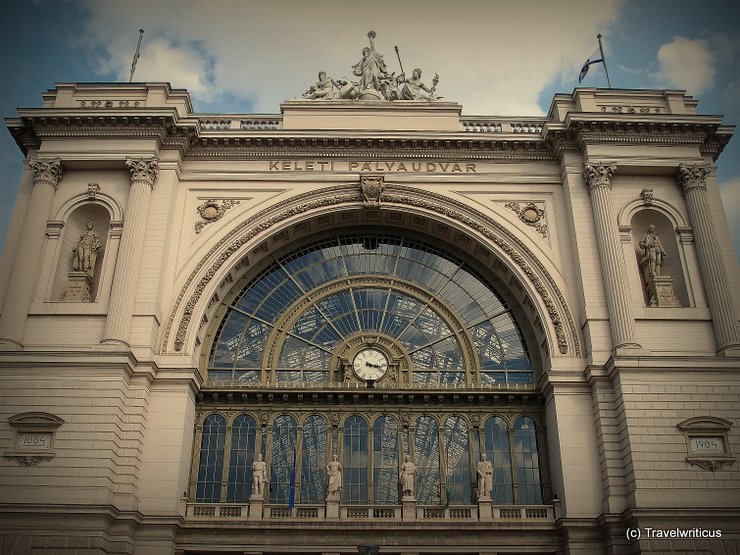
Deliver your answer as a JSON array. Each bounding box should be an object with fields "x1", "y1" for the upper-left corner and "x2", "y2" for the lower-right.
[{"x1": 1, "y1": 0, "x2": 739, "y2": 258}]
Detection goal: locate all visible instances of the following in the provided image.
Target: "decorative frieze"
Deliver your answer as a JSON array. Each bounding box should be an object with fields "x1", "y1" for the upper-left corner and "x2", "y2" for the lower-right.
[
  {"x1": 195, "y1": 199, "x2": 241, "y2": 233},
  {"x1": 78, "y1": 100, "x2": 141, "y2": 108}
]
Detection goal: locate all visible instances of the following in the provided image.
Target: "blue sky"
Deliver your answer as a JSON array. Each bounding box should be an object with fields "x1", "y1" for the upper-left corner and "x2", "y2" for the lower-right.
[{"x1": 1, "y1": 0, "x2": 739, "y2": 257}]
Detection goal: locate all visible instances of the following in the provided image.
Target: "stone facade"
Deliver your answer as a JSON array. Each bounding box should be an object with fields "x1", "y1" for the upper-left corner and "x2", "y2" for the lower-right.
[{"x1": 0, "y1": 83, "x2": 739, "y2": 555}]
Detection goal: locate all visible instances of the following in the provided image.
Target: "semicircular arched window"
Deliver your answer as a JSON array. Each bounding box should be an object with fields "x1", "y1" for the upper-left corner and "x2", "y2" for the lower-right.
[{"x1": 207, "y1": 234, "x2": 533, "y2": 386}]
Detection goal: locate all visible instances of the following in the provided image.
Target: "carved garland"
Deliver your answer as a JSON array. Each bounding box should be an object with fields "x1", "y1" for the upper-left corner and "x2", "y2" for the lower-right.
[{"x1": 164, "y1": 185, "x2": 580, "y2": 358}]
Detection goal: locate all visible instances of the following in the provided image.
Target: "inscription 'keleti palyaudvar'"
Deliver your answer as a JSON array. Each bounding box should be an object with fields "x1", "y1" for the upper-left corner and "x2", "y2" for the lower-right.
[{"x1": 269, "y1": 161, "x2": 476, "y2": 173}]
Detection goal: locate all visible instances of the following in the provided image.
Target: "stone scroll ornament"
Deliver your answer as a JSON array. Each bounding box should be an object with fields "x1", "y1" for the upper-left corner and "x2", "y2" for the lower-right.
[{"x1": 301, "y1": 31, "x2": 442, "y2": 102}]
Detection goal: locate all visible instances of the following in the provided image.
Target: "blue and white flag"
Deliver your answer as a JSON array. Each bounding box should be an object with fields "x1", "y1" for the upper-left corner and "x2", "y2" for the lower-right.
[
  {"x1": 288, "y1": 449, "x2": 297, "y2": 509},
  {"x1": 579, "y1": 47, "x2": 604, "y2": 83}
]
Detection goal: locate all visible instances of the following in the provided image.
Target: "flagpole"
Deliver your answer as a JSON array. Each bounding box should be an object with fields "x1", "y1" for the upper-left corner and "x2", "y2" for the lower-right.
[
  {"x1": 597, "y1": 34, "x2": 612, "y2": 89},
  {"x1": 129, "y1": 29, "x2": 144, "y2": 82}
]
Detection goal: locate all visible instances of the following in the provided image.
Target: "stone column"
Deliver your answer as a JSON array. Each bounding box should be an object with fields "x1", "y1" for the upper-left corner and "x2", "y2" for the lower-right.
[
  {"x1": 583, "y1": 162, "x2": 642, "y2": 353},
  {"x1": 678, "y1": 164, "x2": 740, "y2": 354},
  {"x1": 102, "y1": 157, "x2": 158, "y2": 345},
  {"x1": 0, "y1": 158, "x2": 62, "y2": 347}
]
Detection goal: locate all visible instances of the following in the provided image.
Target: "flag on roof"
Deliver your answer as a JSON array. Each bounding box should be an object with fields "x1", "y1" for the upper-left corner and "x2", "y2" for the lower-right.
[{"x1": 579, "y1": 46, "x2": 604, "y2": 83}]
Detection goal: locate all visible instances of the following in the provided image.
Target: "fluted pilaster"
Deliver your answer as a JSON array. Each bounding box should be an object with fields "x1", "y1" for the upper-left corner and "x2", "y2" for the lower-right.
[
  {"x1": 102, "y1": 157, "x2": 158, "y2": 345},
  {"x1": 0, "y1": 158, "x2": 63, "y2": 347},
  {"x1": 678, "y1": 164, "x2": 740, "y2": 354},
  {"x1": 583, "y1": 162, "x2": 642, "y2": 352}
]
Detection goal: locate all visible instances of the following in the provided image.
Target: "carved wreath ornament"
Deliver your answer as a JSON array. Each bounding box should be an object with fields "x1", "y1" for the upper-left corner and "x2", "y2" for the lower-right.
[
  {"x1": 195, "y1": 199, "x2": 241, "y2": 233},
  {"x1": 504, "y1": 202, "x2": 548, "y2": 238}
]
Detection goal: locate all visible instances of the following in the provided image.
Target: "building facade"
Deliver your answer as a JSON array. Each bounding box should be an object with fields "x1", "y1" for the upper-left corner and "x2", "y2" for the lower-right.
[{"x1": 0, "y1": 78, "x2": 739, "y2": 555}]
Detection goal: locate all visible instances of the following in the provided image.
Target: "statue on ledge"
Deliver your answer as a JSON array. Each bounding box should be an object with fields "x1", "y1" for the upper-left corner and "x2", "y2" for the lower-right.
[
  {"x1": 639, "y1": 224, "x2": 667, "y2": 284},
  {"x1": 300, "y1": 31, "x2": 442, "y2": 102},
  {"x1": 72, "y1": 221, "x2": 101, "y2": 277},
  {"x1": 327, "y1": 454, "x2": 342, "y2": 498},
  {"x1": 476, "y1": 453, "x2": 494, "y2": 501},
  {"x1": 399, "y1": 454, "x2": 417, "y2": 497}
]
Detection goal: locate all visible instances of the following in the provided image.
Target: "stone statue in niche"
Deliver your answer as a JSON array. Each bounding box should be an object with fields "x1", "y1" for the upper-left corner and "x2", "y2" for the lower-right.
[
  {"x1": 326, "y1": 454, "x2": 342, "y2": 498},
  {"x1": 638, "y1": 223, "x2": 680, "y2": 307},
  {"x1": 399, "y1": 454, "x2": 417, "y2": 497},
  {"x1": 72, "y1": 221, "x2": 101, "y2": 277},
  {"x1": 639, "y1": 224, "x2": 667, "y2": 284},
  {"x1": 251, "y1": 453, "x2": 267, "y2": 497},
  {"x1": 476, "y1": 453, "x2": 494, "y2": 501}
]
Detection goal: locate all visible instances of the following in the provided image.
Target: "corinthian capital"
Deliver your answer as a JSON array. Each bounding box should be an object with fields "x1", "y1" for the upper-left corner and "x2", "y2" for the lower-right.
[
  {"x1": 678, "y1": 163, "x2": 709, "y2": 194},
  {"x1": 126, "y1": 157, "x2": 159, "y2": 188},
  {"x1": 583, "y1": 162, "x2": 617, "y2": 191},
  {"x1": 28, "y1": 157, "x2": 63, "y2": 190}
]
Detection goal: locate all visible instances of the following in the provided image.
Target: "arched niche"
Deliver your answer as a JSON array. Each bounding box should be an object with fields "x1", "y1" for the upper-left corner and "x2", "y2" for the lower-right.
[
  {"x1": 52, "y1": 203, "x2": 111, "y2": 301},
  {"x1": 630, "y1": 208, "x2": 689, "y2": 307}
]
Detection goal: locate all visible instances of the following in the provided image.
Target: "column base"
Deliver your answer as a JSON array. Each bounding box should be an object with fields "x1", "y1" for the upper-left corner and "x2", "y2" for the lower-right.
[
  {"x1": 248, "y1": 495, "x2": 264, "y2": 521},
  {"x1": 402, "y1": 497, "x2": 416, "y2": 521},
  {"x1": 478, "y1": 500, "x2": 492, "y2": 521},
  {"x1": 647, "y1": 275, "x2": 681, "y2": 307},
  {"x1": 325, "y1": 498, "x2": 340, "y2": 520},
  {"x1": 63, "y1": 271, "x2": 93, "y2": 302}
]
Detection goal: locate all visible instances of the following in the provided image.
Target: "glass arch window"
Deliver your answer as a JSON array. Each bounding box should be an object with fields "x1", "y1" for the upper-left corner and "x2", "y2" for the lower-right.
[
  {"x1": 208, "y1": 234, "x2": 533, "y2": 385},
  {"x1": 514, "y1": 416, "x2": 542, "y2": 504},
  {"x1": 300, "y1": 415, "x2": 328, "y2": 503},
  {"x1": 226, "y1": 414, "x2": 257, "y2": 502},
  {"x1": 195, "y1": 414, "x2": 226, "y2": 502},
  {"x1": 270, "y1": 415, "x2": 297, "y2": 504},
  {"x1": 343, "y1": 415, "x2": 369, "y2": 504},
  {"x1": 444, "y1": 416, "x2": 472, "y2": 504},
  {"x1": 484, "y1": 416, "x2": 514, "y2": 504},
  {"x1": 373, "y1": 416, "x2": 399, "y2": 504}
]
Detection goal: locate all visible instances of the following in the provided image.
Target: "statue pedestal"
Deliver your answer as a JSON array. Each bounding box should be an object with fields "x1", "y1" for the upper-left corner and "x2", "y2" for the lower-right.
[
  {"x1": 402, "y1": 495, "x2": 416, "y2": 521},
  {"x1": 63, "y1": 271, "x2": 92, "y2": 302},
  {"x1": 478, "y1": 499, "x2": 492, "y2": 521},
  {"x1": 647, "y1": 275, "x2": 681, "y2": 307},
  {"x1": 326, "y1": 497, "x2": 340, "y2": 520},
  {"x1": 248, "y1": 494, "x2": 264, "y2": 521}
]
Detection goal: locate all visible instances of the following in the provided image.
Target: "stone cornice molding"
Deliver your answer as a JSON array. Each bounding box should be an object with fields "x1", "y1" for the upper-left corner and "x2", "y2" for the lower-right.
[
  {"x1": 583, "y1": 162, "x2": 616, "y2": 192},
  {"x1": 163, "y1": 184, "x2": 580, "y2": 361},
  {"x1": 678, "y1": 163, "x2": 710, "y2": 194},
  {"x1": 28, "y1": 157, "x2": 63, "y2": 190},
  {"x1": 126, "y1": 157, "x2": 159, "y2": 188}
]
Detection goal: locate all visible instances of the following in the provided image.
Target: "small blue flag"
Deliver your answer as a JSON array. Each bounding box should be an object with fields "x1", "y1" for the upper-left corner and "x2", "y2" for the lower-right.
[{"x1": 288, "y1": 449, "x2": 297, "y2": 509}]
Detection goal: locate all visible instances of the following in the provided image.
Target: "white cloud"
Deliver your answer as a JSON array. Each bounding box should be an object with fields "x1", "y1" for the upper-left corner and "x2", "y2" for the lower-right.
[
  {"x1": 655, "y1": 36, "x2": 715, "y2": 94},
  {"x1": 719, "y1": 177, "x2": 740, "y2": 260},
  {"x1": 76, "y1": 0, "x2": 624, "y2": 115}
]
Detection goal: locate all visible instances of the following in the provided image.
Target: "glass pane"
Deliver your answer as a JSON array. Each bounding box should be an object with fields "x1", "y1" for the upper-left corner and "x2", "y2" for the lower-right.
[
  {"x1": 373, "y1": 416, "x2": 399, "y2": 504},
  {"x1": 227, "y1": 414, "x2": 257, "y2": 502},
  {"x1": 444, "y1": 416, "x2": 472, "y2": 504},
  {"x1": 195, "y1": 414, "x2": 226, "y2": 502},
  {"x1": 414, "y1": 416, "x2": 440, "y2": 505},
  {"x1": 484, "y1": 416, "x2": 513, "y2": 504},
  {"x1": 342, "y1": 416, "x2": 368, "y2": 504},
  {"x1": 301, "y1": 415, "x2": 327, "y2": 503},
  {"x1": 270, "y1": 415, "x2": 297, "y2": 504},
  {"x1": 278, "y1": 336, "x2": 330, "y2": 371},
  {"x1": 514, "y1": 417, "x2": 542, "y2": 504}
]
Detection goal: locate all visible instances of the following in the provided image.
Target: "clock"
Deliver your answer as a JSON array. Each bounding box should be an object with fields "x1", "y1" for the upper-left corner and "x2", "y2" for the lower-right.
[{"x1": 352, "y1": 347, "x2": 389, "y2": 381}]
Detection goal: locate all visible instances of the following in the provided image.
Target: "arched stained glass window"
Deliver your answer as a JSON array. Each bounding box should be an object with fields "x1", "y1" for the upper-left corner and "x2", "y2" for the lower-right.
[
  {"x1": 484, "y1": 416, "x2": 514, "y2": 504},
  {"x1": 343, "y1": 416, "x2": 369, "y2": 504},
  {"x1": 513, "y1": 416, "x2": 542, "y2": 504},
  {"x1": 195, "y1": 414, "x2": 226, "y2": 502},
  {"x1": 373, "y1": 416, "x2": 399, "y2": 504},
  {"x1": 444, "y1": 416, "x2": 472, "y2": 504},
  {"x1": 414, "y1": 416, "x2": 440, "y2": 505},
  {"x1": 300, "y1": 415, "x2": 327, "y2": 503},
  {"x1": 207, "y1": 235, "x2": 533, "y2": 385},
  {"x1": 226, "y1": 414, "x2": 257, "y2": 502},
  {"x1": 270, "y1": 415, "x2": 297, "y2": 504}
]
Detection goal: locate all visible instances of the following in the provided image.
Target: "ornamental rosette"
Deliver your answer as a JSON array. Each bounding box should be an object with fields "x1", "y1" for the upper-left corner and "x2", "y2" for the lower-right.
[
  {"x1": 678, "y1": 163, "x2": 709, "y2": 193},
  {"x1": 125, "y1": 157, "x2": 159, "y2": 188},
  {"x1": 28, "y1": 157, "x2": 63, "y2": 190},
  {"x1": 583, "y1": 162, "x2": 616, "y2": 191}
]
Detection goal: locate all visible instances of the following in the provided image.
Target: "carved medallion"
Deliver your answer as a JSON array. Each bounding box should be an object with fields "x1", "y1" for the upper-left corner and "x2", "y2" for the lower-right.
[
  {"x1": 361, "y1": 175, "x2": 384, "y2": 206},
  {"x1": 504, "y1": 202, "x2": 548, "y2": 238},
  {"x1": 195, "y1": 199, "x2": 241, "y2": 233}
]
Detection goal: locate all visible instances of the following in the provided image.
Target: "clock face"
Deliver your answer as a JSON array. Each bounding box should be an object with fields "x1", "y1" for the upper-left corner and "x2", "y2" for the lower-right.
[{"x1": 352, "y1": 347, "x2": 388, "y2": 381}]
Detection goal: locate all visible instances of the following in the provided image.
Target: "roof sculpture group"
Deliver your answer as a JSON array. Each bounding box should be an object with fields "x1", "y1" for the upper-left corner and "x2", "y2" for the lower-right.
[{"x1": 302, "y1": 31, "x2": 441, "y2": 102}]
